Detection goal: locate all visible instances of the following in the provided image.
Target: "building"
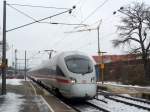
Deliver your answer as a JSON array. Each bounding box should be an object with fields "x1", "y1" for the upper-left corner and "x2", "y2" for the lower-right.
[{"x1": 92, "y1": 54, "x2": 137, "y2": 64}]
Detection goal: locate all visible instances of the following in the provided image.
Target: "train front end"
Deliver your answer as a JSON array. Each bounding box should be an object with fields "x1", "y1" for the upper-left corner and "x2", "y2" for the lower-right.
[{"x1": 59, "y1": 53, "x2": 97, "y2": 99}]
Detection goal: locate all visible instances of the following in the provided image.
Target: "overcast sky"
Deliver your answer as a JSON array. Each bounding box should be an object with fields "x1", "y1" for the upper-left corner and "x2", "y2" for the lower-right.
[{"x1": 0, "y1": 0, "x2": 150, "y2": 68}]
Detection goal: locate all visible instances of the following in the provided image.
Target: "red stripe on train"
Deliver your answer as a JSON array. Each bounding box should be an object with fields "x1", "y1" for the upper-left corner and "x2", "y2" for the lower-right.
[
  {"x1": 56, "y1": 78, "x2": 71, "y2": 84},
  {"x1": 31, "y1": 74, "x2": 71, "y2": 84}
]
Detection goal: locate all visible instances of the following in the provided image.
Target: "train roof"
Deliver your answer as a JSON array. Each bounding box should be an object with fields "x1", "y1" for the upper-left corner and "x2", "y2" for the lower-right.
[{"x1": 29, "y1": 51, "x2": 96, "y2": 72}]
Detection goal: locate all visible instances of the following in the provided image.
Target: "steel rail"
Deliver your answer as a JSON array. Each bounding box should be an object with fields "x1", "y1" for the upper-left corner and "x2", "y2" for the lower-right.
[
  {"x1": 94, "y1": 97, "x2": 108, "y2": 103},
  {"x1": 29, "y1": 76, "x2": 110, "y2": 112},
  {"x1": 98, "y1": 90, "x2": 150, "y2": 105},
  {"x1": 116, "y1": 94, "x2": 150, "y2": 104},
  {"x1": 85, "y1": 102, "x2": 110, "y2": 112},
  {"x1": 104, "y1": 96, "x2": 150, "y2": 111},
  {"x1": 28, "y1": 76, "x2": 82, "y2": 112}
]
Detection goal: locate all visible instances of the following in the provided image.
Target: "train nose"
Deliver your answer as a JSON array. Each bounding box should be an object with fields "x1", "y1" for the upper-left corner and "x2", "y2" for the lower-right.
[{"x1": 70, "y1": 84, "x2": 97, "y2": 98}]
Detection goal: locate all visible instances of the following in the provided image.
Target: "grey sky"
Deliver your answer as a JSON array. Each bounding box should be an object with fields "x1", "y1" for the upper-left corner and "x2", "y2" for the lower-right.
[{"x1": 0, "y1": 0, "x2": 150, "y2": 67}]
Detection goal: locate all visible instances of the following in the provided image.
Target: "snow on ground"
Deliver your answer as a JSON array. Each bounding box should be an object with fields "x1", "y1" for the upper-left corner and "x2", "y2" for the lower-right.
[
  {"x1": 120, "y1": 94, "x2": 131, "y2": 97},
  {"x1": 90, "y1": 95, "x2": 149, "y2": 112},
  {"x1": 111, "y1": 95, "x2": 150, "y2": 108},
  {"x1": 0, "y1": 79, "x2": 23, "y2": 85},
  {"x1": 0, "y1": 93, "x2": 25, "y2": 112},
  {"x1": 98, "y1": 81, "x2": 150, "y2": 89}
]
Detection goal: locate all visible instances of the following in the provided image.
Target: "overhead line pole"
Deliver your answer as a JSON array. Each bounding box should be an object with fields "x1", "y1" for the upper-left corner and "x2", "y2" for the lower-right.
[
  {"x1": 97, "y1": 25, "x2": 101, "y2": 83},
  {"x1": 44, "y1": 49, "x2": 56, "y2": 59},
  {"x1": 0, "y1": 3, "x2": 75, "y2": 95},
  {"x1": 2, "y1": 0, "x2": 7, "y2": 95},
  {"x1": 24, "y1": 50, "x2": 27, "y2": 81},
  {"x1": 14, "y1": 49, "x2": 17, "y2": 75}
]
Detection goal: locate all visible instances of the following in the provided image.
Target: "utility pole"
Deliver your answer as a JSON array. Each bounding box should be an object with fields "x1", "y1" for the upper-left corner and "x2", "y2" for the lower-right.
[
  {"x1": 97, "y1": 24, "x2": 101, "y2": 82},
  {"x1": 24, "y1": 50, "x2": 27, "y2": 81},
  {"x1": 100, "y1": 51, "x2": 107, "y2": 85},
  {"x1": 1, "y1": 0, "x2": 7, "y2": 95},
  {"x1": 97, "y1": 26, "x2": 100, "y2": 54},
  {"x1": 14, "y1": 49, "x2": 17, "y2": 75},
  {"x1": 97, "y1": 22, "x2": 106, "y2": 85}
]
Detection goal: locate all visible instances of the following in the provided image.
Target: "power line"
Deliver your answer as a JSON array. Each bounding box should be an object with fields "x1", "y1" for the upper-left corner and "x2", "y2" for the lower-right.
[
  {"x1": 57, "y1": 30, "x2": 90, "y2": 51},
  {"x1": 69, "y1": 0, "x2": 109, "y2": 32},
  {"x1": 75, "y1": 0, "x2": 83, "y2": 6},
  {"x1": 81, "y1": 0, "x2": 109, "y2": 23},
  {"x1": 57, "y1": 20, "x2": 101, "y2": 50},
  {"x1": 69, "y1": 32, "x2": 116, "y2": 51},
  {"x1": 6, "y1": 6, "x2": 76, "y2": 32},
  {"x1": 7, "y1": 3, "x2": 88, "y2": 51},
  {"x1": 7, "y1": 4, "x2": 38, "y2": 22},
  {"x1": 7, "y1": 3, "x2": 69, "y2": 10},
  {"x1": 40, "y1": 21, "x2": 87, "y2": 26},
  {"x1": 74, "y1": 0, "x2": 89, "y2": 16},
  {"x1": 7, "y1": 4, "x2": 83, "y2": 27}
]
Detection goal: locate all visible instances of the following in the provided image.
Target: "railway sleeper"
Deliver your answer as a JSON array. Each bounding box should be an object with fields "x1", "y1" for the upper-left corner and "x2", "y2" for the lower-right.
[{"x1": 105, "y1": 96, "x2": 150, "y2": 111}]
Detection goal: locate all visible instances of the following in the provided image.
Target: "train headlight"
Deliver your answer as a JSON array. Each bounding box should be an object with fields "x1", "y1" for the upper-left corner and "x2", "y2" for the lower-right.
[{"x1": 70, "y1": 77, "x2": 76, "y2": 84}]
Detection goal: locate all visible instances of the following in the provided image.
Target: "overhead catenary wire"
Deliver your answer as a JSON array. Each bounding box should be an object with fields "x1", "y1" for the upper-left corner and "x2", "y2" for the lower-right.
[
  {"x1": 65, "y1": 19, "x2": 102, "y2": 33},
  {"x1": 7, "y1": 1, "x2": 89, "y2": 53},
  {"x1": 7, "y1": 4, "x2": 85, "y2": 28},
  {"x1": 68, "y1": 31, "x2": 116, "y2": 51},
  {"x1": 6, "y1": 5, "x2": 76, "y2": 32},
  {"x1": 68, "y1": 0, "x2": 88, "y2": 25},
  {"x1": 74, "y1": 0, "x2": 83, "y2": 6},
  {"x1": 47, "y1": 0, "x2": 108, "y2": 50},
  {"x1": 7, "y1": 4, "x2": 38, "y2": 22},
  {"x1": 40, "y1": 21, "x2": 87, "y2": 26},
  {"x1": 62, "y1": 0, "x2": 108, "y2": 32},
  {"x1": 80, "y1": 0, "x2": 109, "y2": 24},
  {"x1": 54, "y1": 21, "x2": 99, "y2": 50},
  {"x1": 58, "y1": 13, "x2": 117, "y2": 52},
  {"x1": 7, "y1": 3, "x2": 69, "y2": 10},
  {"x1": 5, "y1": 0, "x2": 113, "y2": 56},
  {"x1": 73, "y1": 0, "x2": 88, "y2": 16},
  {"x1": 47, "y1": 12, "x2": 88, "y2": 49},
  {"x1": 53, "y1": 19, "x2": 90, "y2": 47}
]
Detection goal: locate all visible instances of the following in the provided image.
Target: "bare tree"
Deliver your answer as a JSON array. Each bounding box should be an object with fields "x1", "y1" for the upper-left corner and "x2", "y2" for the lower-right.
[{"x1": 112, "y1": 2, "x2": 150, "y2": 80}]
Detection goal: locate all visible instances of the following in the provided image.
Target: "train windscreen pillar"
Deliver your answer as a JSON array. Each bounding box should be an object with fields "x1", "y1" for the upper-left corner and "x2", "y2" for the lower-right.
[{"x1": 95, "y1": 64, "x2": 100, "y2": 81}]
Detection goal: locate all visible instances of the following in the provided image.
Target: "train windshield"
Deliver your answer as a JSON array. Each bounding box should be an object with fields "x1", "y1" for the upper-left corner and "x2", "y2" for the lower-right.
[{"x1": 65, "y1": 55, "x2": 93, "y2": 74}]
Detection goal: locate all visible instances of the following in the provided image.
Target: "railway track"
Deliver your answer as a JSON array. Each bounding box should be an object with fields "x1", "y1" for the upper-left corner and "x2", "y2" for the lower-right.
[
  {"x1": 29, "y1": 77, "x2": 150, "y2": 112},
  {"x1": 98, "y1": 90, "x2": 150, "y2": 104},
  {"x1": 94, "y1": 97, "x2": 108, "y2": 104},
  {"x1": 98, "y1": 90, "x2": 150, "y2": 111},
  {"x1": 29, "y1": 77, "x2": 110, "y2": 112},
  {"x1": 85, "y1": 102, "x2": 110, "y2": 112},
  {"x1": 69, "y1": 101, "x2": 110, "y2": 112}
]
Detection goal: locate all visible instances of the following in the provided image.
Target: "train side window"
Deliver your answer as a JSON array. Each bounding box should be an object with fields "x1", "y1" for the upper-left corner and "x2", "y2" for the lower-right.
[{"x1": 56, "y1": 66, "x2": 65, "y2": 77}]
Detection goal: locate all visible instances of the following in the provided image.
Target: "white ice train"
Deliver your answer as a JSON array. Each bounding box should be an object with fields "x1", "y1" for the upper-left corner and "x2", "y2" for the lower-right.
[{"x1": 28, "y1": 51, "x2": 97, "y2": 99}]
